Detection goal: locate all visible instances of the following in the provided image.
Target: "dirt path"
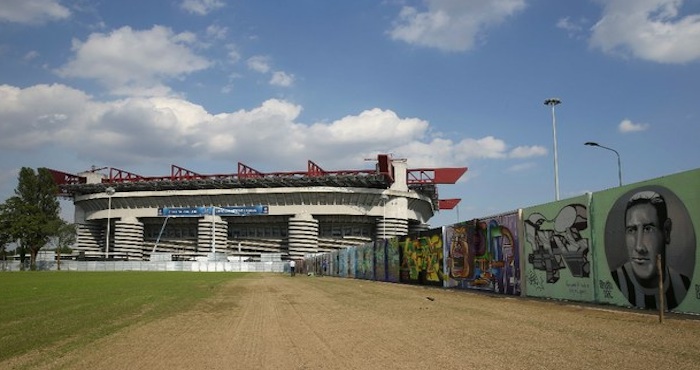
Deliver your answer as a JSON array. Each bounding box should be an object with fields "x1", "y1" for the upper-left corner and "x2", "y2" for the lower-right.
[{"x1": 8, "y1": 274, "x2": 700, "y2": 369}]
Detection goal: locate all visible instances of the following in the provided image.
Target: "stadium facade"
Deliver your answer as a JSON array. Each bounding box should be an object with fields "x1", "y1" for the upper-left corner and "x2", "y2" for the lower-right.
[{"x1": 49, "y1": 155, "x2": 466, "y2": 262}]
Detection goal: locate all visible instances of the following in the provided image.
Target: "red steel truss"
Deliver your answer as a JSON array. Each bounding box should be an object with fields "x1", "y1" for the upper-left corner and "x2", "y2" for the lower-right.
[{"x1": 47, "y1": 155, "x2": 466, "y2": 209}]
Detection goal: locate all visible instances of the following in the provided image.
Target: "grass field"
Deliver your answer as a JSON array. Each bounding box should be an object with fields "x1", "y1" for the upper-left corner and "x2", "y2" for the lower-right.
[{"x1": 0, "y1": 271, "x2": 244, "y2": 362}]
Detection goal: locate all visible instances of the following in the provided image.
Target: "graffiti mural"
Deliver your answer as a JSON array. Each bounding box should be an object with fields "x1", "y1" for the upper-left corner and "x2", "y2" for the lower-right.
[
  {"x1": 525, "y1": 204, "x2": 590, "y2": 282},
  {"x1": 399, "y1": 228, "x2": 443, "y2": 286},
  {"x1": 355, "y1": 242, "x2": 374, "y2": 280},
  {"x1": 374, "y1": 239, "x2": 387, "y2": 282},
  {"x1": 444, "y1": 212, "x2": 520, "y2": 294},
  {"x1": 386, "y1": 237, "x2": 401, "y2": 283},
  {"x1": 523, "y1": 195, "x2": 594, "y2": 301},
  {"x1": 601, "y1": 184, "x2": 696, "y2": 310}
]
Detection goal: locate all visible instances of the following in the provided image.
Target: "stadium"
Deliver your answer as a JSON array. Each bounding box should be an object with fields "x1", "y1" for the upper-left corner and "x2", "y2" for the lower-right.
[{"x1": 48, "y1": 154, "x2": 466, "y2": 262}]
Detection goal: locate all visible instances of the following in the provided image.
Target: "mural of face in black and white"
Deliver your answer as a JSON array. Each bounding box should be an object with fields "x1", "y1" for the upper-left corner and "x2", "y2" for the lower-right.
[{"x1": 605, "y1": 186, "x2": 695, "y2": 310}]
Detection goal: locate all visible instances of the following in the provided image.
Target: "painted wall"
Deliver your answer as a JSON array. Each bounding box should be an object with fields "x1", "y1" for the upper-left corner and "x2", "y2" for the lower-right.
[
  {"x1": 443, "y1": 212, "x2": 521, "y2": 295},
  {"x1": 386, "y1": 238, "x2": 401, "y2": 283},
  {"x1": 593, "y1": 170, "x2": 699, "y2": 313},
  {"x1": 355, "y1": 242, "x2": 374, "y2": 280},
  {"x1": 522, "y1": 194, "x2": 594, "y2": 302},
  {"x1": 398, "y1": 228, "x2": 444, "y2": 286},
  {"x1": 302, "y1": 168, "x2": 700, "y2": 315}
]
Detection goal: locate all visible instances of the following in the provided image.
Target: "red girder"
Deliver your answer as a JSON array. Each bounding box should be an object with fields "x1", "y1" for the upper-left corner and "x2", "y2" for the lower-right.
[
  {"x1": 406, "y1": 167, "x2": 468, "y2": 185},
  {"x1": 46, "y1": 169, "x2": 85, "y2": 186},
  {"x1": 308, "y1": 160, "x2": 326, "y2": 177},
  {"x1": 171, "y1": 165, "x2": 203, "y2": 180},
  {"x1": 238, "y1": 162, "x2": 264, "y2": 179},
  {"x1": 438, "y1": 198, "x2": 461, "y2": 210},
  {"x1": 49, "y1": 155, "x2": 467, "y2": 188},
  {"x1": 108, "y1": 167, "x2": 144, "y2": 183}
]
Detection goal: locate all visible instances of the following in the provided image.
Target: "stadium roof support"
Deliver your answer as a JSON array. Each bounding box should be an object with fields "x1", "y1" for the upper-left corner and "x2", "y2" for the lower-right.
[{"x1": 46, "y1": 155, "x2": 468, "y2": 207}]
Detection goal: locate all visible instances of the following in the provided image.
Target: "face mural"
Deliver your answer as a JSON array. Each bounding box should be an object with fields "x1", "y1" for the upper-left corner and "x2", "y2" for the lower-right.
[{"x1": 605, "y1": 186, "x2": 695, "y2": 310}]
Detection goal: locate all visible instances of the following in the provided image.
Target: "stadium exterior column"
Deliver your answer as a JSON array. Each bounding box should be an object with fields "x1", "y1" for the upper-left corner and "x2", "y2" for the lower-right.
[
  {"x1": 113, "y1": 217, "x2": 144, "y2": 260},
  {"x1": 287, "y1": 213, "x2": 318, "y2": 259}
]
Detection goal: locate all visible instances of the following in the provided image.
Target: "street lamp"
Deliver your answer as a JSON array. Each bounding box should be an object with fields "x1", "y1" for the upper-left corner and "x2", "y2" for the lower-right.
[
  {"x1": 585, "y1": 142, "x2": 622, "y2": 187},
  {"x1": 105, "y1": 187, "x2": 116, "y2": 259},
  {"x1": 380, "y1": 194, "x2": 389, "y2": 240},
  {"x1": 544, "y1": 98, "x2": 562, "y2": 200}
]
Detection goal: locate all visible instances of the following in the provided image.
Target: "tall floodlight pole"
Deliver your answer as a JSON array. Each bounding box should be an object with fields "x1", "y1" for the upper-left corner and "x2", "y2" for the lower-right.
[
  {"x1": 544, "y1": 98, "x2": 562, "y2": 200},
  {"x1": 105, "y1": 187, "x2": 116, "y2": 259},
  {"x1": 585, "y1": 142, "x2": 622, "y2": 186}
]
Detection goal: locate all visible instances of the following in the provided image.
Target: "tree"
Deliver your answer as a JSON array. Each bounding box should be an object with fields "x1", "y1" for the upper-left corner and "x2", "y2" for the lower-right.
[
  {"x1": 0, "y1": 204, "x2": 12, "y2": 264},
  {"x1": 3, "y1": 167, "x2": 62, "y2": 270},
  {"x1": 52, "y1": 221, "x2": 77, "y2": 271}
]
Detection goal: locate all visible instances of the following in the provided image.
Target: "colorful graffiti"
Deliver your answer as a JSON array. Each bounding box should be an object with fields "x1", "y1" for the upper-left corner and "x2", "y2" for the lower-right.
[
  {"x1": 444, "y1": 212, "x2": 520, "y2": 294},
  {"x1": 304, "y1": 168, "x2": 700, "y2": 315},
  {"x1": 386, "y1": 238, "x2": 401, "y2": 283},
  {"x1": 355, "y1": 242, "x2": 374, "y2": 280},
  {"x1": 399, "y1": 229, "x2": 443, "y2": 285}
]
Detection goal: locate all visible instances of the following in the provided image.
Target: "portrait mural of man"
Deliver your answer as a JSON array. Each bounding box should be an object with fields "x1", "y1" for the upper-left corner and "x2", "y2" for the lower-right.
[{"x1": 606, "y1": 187, "x2": 694, "y2": 310}]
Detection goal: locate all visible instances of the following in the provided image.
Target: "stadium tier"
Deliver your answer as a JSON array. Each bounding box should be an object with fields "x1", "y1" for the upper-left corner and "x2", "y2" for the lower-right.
[{"x1": 48, "y1": 154, "x2": 467, "y2": 261}]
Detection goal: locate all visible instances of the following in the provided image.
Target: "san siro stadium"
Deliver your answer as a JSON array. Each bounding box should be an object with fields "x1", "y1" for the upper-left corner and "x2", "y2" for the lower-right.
[{"x1": 48, "y1": 154, "x2": 466, "y2": 262}]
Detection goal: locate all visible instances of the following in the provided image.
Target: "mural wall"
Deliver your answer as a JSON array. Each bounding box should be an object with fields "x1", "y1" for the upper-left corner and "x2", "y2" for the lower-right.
[
  {"x1": 398, "y1": 228, "x2": 444, "y2": 286},
  {"x1": 386, "y1": 238, "x2": 401, "y2": 283},
  {"x1": 444, "y1": 212, "x2": 520, "y2": 295},
  {"x1": 593, "y1": 170, "x2": 699, "y2": 312},
  {"x1": 355, "y1": 242, "x2": 374, "y2": 280},
  {"x1": 301, "y1": 168, "x2": 700, "y2": 315},
  {"x1": 522, "y1": 195, "x2": 594, "y2": 302}
]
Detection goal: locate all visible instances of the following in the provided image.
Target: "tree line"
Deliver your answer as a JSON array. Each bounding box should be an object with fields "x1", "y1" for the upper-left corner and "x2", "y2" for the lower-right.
[{"x1": 0, "y1": 167, "x2": 76, "y2": 270}]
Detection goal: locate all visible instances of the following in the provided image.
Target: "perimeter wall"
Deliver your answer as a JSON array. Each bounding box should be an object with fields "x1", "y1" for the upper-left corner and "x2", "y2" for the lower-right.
[{"x1": 306, "y1": 167, "x2": 700, "y2": 315}]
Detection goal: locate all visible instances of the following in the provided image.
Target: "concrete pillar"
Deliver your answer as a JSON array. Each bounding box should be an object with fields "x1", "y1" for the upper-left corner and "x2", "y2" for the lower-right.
[
  {"x1": 198, "y1": 215, "x2": 228, "y2": 256},
  {"x1": 288, "y1": 213, "x2": 318, "y2": 259},
  {"x1": 113, "y1": 217, "x2": 144, "y2": 260}
]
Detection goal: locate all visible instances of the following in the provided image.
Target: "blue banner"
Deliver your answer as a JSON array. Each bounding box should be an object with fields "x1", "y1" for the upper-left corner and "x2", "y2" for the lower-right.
[{"x1": 158, "y1": 205, "x2": 269, "y2": 217}]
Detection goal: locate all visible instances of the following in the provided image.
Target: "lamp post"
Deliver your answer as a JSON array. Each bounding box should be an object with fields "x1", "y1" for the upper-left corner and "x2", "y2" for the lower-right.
[
  {"x1": 544, "y1": 98, "x2": 562, "y2": 200},
  {"x1": 585, "y1": 142, "x2": 622, "y2": 187},
  {"x1": 105, "y1": 187, "x2": 116, "y2": 259}
]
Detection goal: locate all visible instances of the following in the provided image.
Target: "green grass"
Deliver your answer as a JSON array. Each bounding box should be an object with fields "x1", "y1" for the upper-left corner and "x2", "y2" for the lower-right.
[{"x1": 0, "y1": 271, "x2": 245, "y2": 362}]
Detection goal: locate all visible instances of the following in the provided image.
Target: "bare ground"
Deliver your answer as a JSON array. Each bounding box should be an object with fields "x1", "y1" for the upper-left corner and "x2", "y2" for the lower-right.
[{"x1": 4, "y1": 274, "x2": 700, "y2": 370}]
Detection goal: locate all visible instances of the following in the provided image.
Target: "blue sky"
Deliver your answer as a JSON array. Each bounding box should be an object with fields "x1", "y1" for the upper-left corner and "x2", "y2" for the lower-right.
[{"x1": 1, "y1": 0, "x2": 699, "y2": 227}]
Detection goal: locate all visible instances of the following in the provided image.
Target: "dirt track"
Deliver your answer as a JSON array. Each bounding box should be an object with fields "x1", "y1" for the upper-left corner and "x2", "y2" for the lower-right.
[{"x1": 6, "y1": 274, "x2": 700, "y2": 369}]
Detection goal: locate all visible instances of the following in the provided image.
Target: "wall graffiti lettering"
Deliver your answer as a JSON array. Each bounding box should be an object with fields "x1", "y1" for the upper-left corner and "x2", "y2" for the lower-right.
[{"x1": 599, "y1": 280, "x2": 614, "y2": 299}]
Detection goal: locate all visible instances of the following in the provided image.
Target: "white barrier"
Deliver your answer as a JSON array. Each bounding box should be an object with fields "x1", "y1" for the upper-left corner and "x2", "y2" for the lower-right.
[{"x1": 0, "y1": 260, "x2": 287, "y2": 273}]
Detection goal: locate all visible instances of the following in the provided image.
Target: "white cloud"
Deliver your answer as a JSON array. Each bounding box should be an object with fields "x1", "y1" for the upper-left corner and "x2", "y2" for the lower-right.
[
  {"x1": 226, "y1": 44, "x2": 241, "y2": 64},
  {"x1": 389, "y1": 0, "x2": 527, "y2": 52},
  {"x1": 0, "y1": 84, "x2": 533, "y2": 181},
  {"x1": 24, "y1": 50, "x2": 40, "y2": 60},
  {"x1": 57, "y1": 26, "x2": 211, "y2": 97},
  {"x1": 557, "y1": 16, "x2": 588, "y2": 39},
  {"x1": 247, "y1": 56, "x2": 271, "y2": 73},
  {"x1": 181, "y1": 0, "x2": 225, "y2": 16},
  {"x1": 506, "y1": 162, "x2": 536, "y2": 172},
  {"x1": 509, "y1": 145, "x2": 547, "y2": 158},
  {"x1": 270, "y1": 71, "x2": 295, "y2": 87},
  {"x1": 0, "y1": 0, "x2": 70, "y2": 24},
  {"x1": 618, "y1": 118, "x2": 650, "y2": 132},
  {"x1": 590, "y1": 0, "x2": 700, "y2": 63},
  {"x1": 206, "y1": 24, "x2": 228, "y2": 40}
]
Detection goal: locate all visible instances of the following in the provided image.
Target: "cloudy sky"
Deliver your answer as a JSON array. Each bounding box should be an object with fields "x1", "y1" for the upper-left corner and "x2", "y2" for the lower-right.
[{"x1": 1, "y1": 0, "x2": 699, "y2": 227}]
